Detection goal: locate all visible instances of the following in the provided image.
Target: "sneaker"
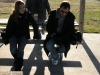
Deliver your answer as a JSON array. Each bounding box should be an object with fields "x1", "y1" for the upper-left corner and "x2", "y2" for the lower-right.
[
  {"x1": 52, "y1": 60, "x2": 58, "y2": 65},
  {"x1": 48, "y1": 54, "x2": 52, "y2": 61}
]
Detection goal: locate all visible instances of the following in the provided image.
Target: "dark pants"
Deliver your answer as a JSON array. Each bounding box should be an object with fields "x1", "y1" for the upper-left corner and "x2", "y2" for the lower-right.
[
  {"x1": 9, "y1": 36, "x2": 28, "y2": 58},
  {"x1": 46, "y1": 39, "x2": 66, "y2": 60}
]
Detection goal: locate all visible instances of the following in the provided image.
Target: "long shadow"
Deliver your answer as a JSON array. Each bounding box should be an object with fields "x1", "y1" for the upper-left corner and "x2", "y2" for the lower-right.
[
  {"x1": 48, "y1": 62, "x2": 64, "y2": 75},
  {"x1": 47, "y1": 61, "x2": 80, "y2": 75},
  {"x1": 0, "y1": 60, "x2": 82, "y2": 75},
  {"x1": 22, "y1": 44, "x2": 44, "y2": 75},
  {"x1": 82, "y1": 39, "x2": 100, "y2": 74},
  {"x1": 0, "y1": 44, "x2": 82, "y2": 75},
  {"x1": 0, "y1": 59, "x2": 82, "y2": 67},
  {"x1": 46, "y1": 58, "x2": 82, "y2": 75}
]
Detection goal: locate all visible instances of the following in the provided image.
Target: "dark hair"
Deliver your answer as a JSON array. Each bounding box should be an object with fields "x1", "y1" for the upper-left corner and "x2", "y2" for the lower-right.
[
  {"x1": 12, "y1": 0, "x2": 27, "y2": 23},
  {"x1": 60, "y1": 1, "x2": 70, "y2": 10}
]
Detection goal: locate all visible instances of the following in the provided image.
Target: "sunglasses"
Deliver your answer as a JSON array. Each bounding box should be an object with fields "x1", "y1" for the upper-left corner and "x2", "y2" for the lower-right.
[{"x1": 61, "y1": 10, "x2": 67, "y2": 14}]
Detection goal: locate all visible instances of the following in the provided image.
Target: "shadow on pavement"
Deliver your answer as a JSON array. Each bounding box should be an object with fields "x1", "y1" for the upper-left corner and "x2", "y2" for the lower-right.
[
  {"x1": 0, "y1": 44, "x2": 82, "y2": 75},
  {"x1": 22, "y1": 44, "x2": 44, "y2": 75},
  {"x1": 82, "y1": 39, "x2": 100, "y2": 74}
]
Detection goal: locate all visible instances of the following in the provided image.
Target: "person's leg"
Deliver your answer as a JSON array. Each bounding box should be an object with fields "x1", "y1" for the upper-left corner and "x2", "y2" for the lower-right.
[
  {"x1": 9, "y1": 36, "x2": 18, "y2": 66},
  {"x1": 56, "y1": 44, "x2": 66, "y2": 61},
  {"x1": 15, "y1": 36, "x2": 28, "y2": 71},
  {"x1": 9, "y1": 36, "x2": 18, "y2": 59},
  {"x1": 46, "y1": 39, "x2": 59, "y2": 60},
  {"x1": 17, "y1": 36, "x2": 28, "y2": 58}
]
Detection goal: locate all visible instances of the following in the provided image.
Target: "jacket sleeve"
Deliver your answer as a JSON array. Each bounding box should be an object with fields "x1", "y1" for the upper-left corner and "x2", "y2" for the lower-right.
[
  {"x1": 5, "y1": 15, "x2": 14, "y2": 39},
  {"x1": 25, "y1": 0, "x2": 31, "y2": 11},
  {"x1": 61, "y1": 13, "x2": 75, "y2": 39},
  {"x1": 46, "y1": 0, "x2": 51, "y2": 14},
  {"x1": 46, "y1": 11, "x2": 56, "y2": 36},
  {"x1": 28, "y1": 13, "x2": 41, "y2": 39}
]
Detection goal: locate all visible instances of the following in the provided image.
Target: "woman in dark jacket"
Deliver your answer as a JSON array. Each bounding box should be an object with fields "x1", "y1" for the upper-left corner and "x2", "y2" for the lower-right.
[
  {"x1": 43, "y1": 1, "x2": 75, "y2": 65},
  {"x1": 5, "y1": 0, "x2": 41, "y2": 71}
]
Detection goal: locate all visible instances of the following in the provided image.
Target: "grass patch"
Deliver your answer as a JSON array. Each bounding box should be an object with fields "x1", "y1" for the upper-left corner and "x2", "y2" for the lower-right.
[{"x1": 0, "y1": 2, "x2": 14, "y2": 18}]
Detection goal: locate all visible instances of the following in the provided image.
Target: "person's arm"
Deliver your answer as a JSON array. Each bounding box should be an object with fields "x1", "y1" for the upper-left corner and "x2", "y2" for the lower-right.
[
  {"x1": 28, "y1": 13, "x2": 41, "y2": 39},
  {"x1": 2, "y1": 14, "x2": 14, "y2": 45},
  {"x1": 46, "y1": 0, "x2": 51, "y2": 14},
  {"x1": 6, "y1": 14, "x2": 14, "y2": 39},
  {"x1": 46, "y1": 11, "x2": 56, "y2": 36}
]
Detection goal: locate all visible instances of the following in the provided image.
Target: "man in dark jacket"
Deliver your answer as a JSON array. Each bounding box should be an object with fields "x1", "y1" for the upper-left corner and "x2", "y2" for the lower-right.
[
  {"x1": 25, "y1": 0, "x2": 51, "y2": 21},
  {"x1": 43, "y1": 1, "x2": 75, "y2": 65}
]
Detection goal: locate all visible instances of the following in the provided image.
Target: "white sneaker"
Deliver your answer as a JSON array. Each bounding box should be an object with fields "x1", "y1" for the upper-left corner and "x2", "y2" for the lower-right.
[
  {"x1": 52, "y1": 60, "x2": 58, "y2": 65},
  {"x1": 52, "y1": 53, "x2": 62, "y2": 65},
  {"x1": 48, "y1": 54, "x2": 52, "y2": 61}
]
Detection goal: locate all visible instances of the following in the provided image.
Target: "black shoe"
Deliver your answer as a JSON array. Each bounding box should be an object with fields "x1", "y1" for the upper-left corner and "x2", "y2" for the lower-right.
[
  {"x1": 15, "y1": 58, "x2": 23, "y2": 71},
  {"x1": 12, "y1": 54, "x2": 17, "y2": 66},
  {"x1": 15, "y1": 68, "x2": 21, "y2": 71}
]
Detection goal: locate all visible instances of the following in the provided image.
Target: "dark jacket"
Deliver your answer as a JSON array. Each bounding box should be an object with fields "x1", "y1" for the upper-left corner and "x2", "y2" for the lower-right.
[
  {"x1": 5, "y1": 11, "x2": 41, "y2": 40},
  {"x1": 43, "y1": 10, "x2": 75, "y2": 57},
  {"x1": 25, "y1": 0, "x2": 51, "y2": 20}
]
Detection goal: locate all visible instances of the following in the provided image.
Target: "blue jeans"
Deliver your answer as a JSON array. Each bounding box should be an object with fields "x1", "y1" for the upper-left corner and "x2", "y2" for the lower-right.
[
  {"x1": 9, "y1": 36, "x2": 28, "y2": 58},
  {"x1": 46, "y1": 39, "x2": 66, "y2": 60}
]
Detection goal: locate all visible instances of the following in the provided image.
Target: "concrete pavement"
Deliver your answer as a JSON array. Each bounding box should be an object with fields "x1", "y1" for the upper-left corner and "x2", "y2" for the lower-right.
[{"x1": 0, "y1": 32, "x2": 100, "y2": 75}]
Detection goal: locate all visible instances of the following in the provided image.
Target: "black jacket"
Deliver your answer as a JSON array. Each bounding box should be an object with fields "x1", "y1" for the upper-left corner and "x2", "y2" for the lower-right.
[
  {"x1": 43, "y1": 10, "x2": 75, "y2": 57},
  {"x1": 5, "y1": 11, "x2": 41, "y2": 39}
]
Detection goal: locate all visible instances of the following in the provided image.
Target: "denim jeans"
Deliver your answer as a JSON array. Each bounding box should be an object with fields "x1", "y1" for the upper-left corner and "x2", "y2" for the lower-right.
[
  {"x1": 9, "y1": 36, "x2": 28, "y2": 58},
  {"x1": 46, "y1": 39, "x2": 66, "y2": 60}
]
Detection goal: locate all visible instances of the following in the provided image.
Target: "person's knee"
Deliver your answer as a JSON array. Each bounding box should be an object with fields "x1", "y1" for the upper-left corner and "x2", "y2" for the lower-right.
[
  {"x1": 46, "y1": 39, "x2": 55, "y2": 51},
  {"x1": 17, "y1": 51, "x2": 24, "y2": 58},
  {"x1": 10, "y1": 49, "x2": 17, "y2": 55},
  {"x1": 46, "y1": 42, "x2": 51, "y2": 51},
  {"x1": 46, "y1": 42, "x2": 53, "y2": 52}
]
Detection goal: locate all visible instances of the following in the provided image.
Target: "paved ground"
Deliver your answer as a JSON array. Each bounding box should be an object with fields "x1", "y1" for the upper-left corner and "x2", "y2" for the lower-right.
[{"x1": 0, "y1": 32, "x2": 100, "y2": 75}]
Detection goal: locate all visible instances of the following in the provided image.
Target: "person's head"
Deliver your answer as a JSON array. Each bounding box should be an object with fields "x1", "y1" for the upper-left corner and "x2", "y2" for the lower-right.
[
  {"x1": 14, "y1": 0, "x2": 25, "y2": 14},
  {"x1": 13, "y1": 0, "x2": 27, "y2": 23},
  {"x1": 60, "y1": 1, "x2": 70, "y2": 17}
]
